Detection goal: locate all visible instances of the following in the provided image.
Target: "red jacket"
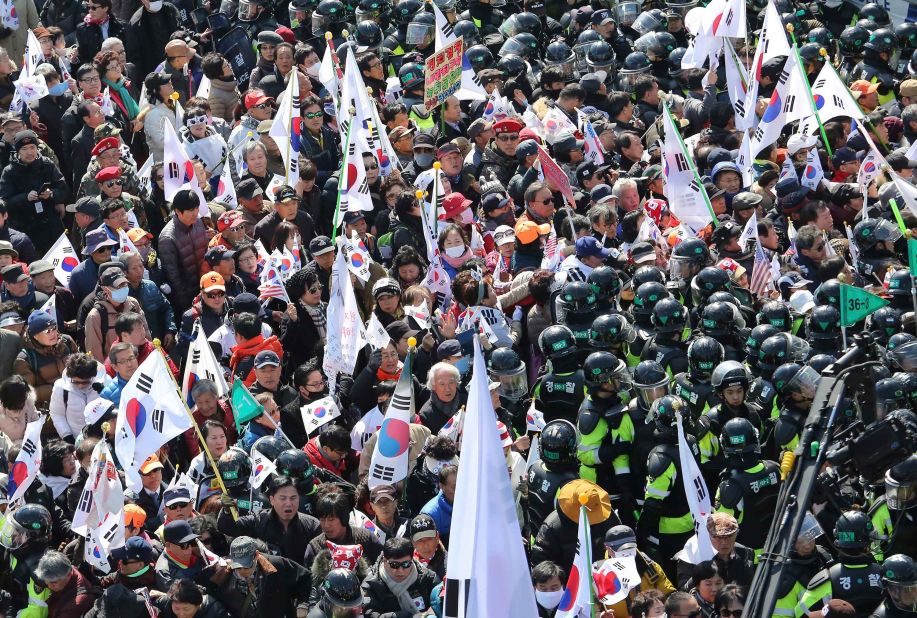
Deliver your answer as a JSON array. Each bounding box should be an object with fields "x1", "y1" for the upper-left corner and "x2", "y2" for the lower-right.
[
  {"x1": 48, "y1": 568, "x2": 97, "y2": 618},
  {"x1": 304, "y1": 436, "x2": 347, "y2": 478},
  {"x1": 228, "y1": 334, "x2": 283, "y2": 387}
]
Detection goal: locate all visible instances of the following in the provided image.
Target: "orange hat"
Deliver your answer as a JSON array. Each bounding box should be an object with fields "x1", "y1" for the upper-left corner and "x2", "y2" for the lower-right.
[
  {"x1": 200, "y1": 271, "x2": 225, "y2": 292},
  {"x1": 515, "y1": 220, "x2": 550, "y2": 245},
  {"x1": 127, "y1": 228, "x2": 153, "y2": 243},
  {"x1": 139, "y1": 454, "x2": 164, "y2": 475},
  {"x1": 124, "y1": 503, "x2": 147, "y2": 528},
  {"x1": 32, "y1": 26, "x2": 51, "y2": 39},
  {"x1": 91, "y1": 136, "x2": 120, "y2": 157},
  {"x1": 850, "y1": 80, "x2": 879, "y2": 96}
]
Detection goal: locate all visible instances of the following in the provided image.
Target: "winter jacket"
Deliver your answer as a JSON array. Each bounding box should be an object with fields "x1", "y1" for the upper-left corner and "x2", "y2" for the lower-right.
[
  {"x1": 478, "y1": 144, "x2": 519, "y2": 188},
  {"x1": 76, "y1": 17, "x2": 127, "y2": 65},
  {"x1": 299, "y1": 125, "x2": 340, "y2": 185},
  {"x1": 158, "y1": 214, "x2": 209, "y2": 313},
  {"x1": 253, "y1": 210, "x2": 317, "y2": 252},
  {"x1": 126, "y1": 3, "x2": 180, "y2": 77},
  {"x1": 151, "y1": 593, "x2": 230, "y2": 617},
  {"x1": 304, "y1": 436, "x2": 348, "y2": 479},
  {"x1": 418, "y1": 391, "x2": 465, "y2": 433},
  {"x1": 47, "y1": 567, "x2": 98, "y2": 618},
  {"x1": 420, "y1": 493, "x2": 454, "y2": 544},
  {"x1": 99, "y1": 373, "x2": 129, "y2": 406},
  {"x1": 279, "y1": 303, "x2": 325, "y2": 370},
  {"x1": 217, "y1": 506, "x2": 322, "y2": 564},
  {"x1": 128, "y1": 278, "x2": 176, "y2": 340},
  {"x1": 40, "y1": 0, "x2": 85, "y2": 44},
  {"x1": 390, "y1": 213, "x2": 426, "y2": 258},
  {"x1": 0, "y1": 0, "x2": 40, "y2": 68},
  {"x1": 0, "y1": 154, "x2": 67, "y2": 250},
  {"x1": 154, "y1": 549, "x2": 207, "y2": 591},
  {"x1": 49, "y1": 370, "x2": 104, "y2": 440},
  {"x1": 176, "y1": 300, "x2": 229, "y2": 364},
  {"x1": 84, "y1": 296, "x2": 150, "y2": 361},
  {"x1": 14, "y1": 333, "x2": 79, "y2": 407},
  {"x1": 0, "y1": 391, "x2": 38, "y2": 442},
  {"x1": 142, "y1": 101, "x2": 178, "y2": 162},
  {"x1": 360, "y1": 560, "x2": 439, "y2": 618},
  {"x1": 125, "y1": 483, "x2": 165, "y2": 532},
  {"x1": 0, "y1": 224, "x2": 36, "y2": 265},
  {"x1": 229, "y1": 334, "x2": 283, "y2": 387},
  {"x1": 206, "y1": 552, "x2": 310, "y2": 618},
  {"x1": 532, "y1": 508, "x2": 619, "y2": 574},
  {"x1": 183, "y1": 400, "x2": 237, "y2": 457},
  {"x1": 0, "y1": 328, "x2": 22, "y2": 383},
  {"x1": 207, "y1": 78, "x2": 239, "y2": 123},
  {"x1": 179, "y1": 125, "x2": 228, "y2": 176},
  {"x1": 303, "y1": 526, "x2": 384, "y2": 572},
  {"x1": 68, "y1": 258, "x2": 102, "y2": 306}
]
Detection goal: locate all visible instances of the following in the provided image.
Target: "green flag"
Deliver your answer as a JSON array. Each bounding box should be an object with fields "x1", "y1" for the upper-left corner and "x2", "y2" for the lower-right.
[
  {"x1": 839, "y1": 283, "x2": 889, "y2": 327},
  {"x1": 909, "y1": 239, "x2": 917, "y2": 278},
  {"x1": 231, "y1": 380, "x2": 263, "y2": 432}
]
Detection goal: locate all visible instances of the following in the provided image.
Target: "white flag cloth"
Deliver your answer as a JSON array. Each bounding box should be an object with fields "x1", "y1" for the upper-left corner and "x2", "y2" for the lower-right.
[
  {"x1": 482, "y1": 87, "x2": 513, "y2": 123},
  {"x1": 117, "y1": 228, "x2": 139, "y2": 256},
  {"x1": 710, "y1": 0, "x2": 746, "y2": 39},
  {"x1": 365, "y1": 312, "x2": 392, "y2": 351},
  {"x1": 662, "y1": 100, "x2": 715, "y2": 233},
  {"x1": 593, "y1": 557, "x2": 642, "y2": 606},
  {"x1": 800, "y1": 62, "x2": 866, "y2": 136},
  {"x1": 339, "y1": 46, "x2": 397, "y2": 176},
  {"x1": 300, "y1": 396, "x2": 342, "y2": 435},
  {"x1": 891, "y1": 171, "x2": 917, "y2": 219},
  {"x1": 13, "y1": 74, "x2": 48, "y2": 105},
  {"x1": 542, "y1": 107, "x2": 578, "y2": 145},
  {"x1": 779, "y1": 157, "x2": 798, "y2": 183},
  {"x1": 676, "y1": 410, "x2": 716, "y2": 563},
  {"x1": 680, "y1": 3, "x2": 724, "y2": 70},
  {"x1": 351, "y1": 405, "x2": 385, "y2": 452},
  {"x1": 526, "y1": 401, "x2": 546, "y2": 432},
  {"x1": 749, "y1": 49, "x2": 813, "y2": 159},
  {"x1": 324, "y1": 248, "x2": 367, "y2": 381},
  {"x1": 368, "y1": 349, "x2": 415, "y2": 489},
  {"x1": 6, "y1": 416, "x2": 44, "y2": 504},
  {"x1": 336, "y1": 114, "x2": 375, "y2": 213},
  {"x1": 742, "y1": 0, "x2": 791, "y2": 129},
  {"x1": 404, "y1": 300, "x2": 431, "y2": 329},
  {"x1": 858, "y1": 148, "x2": 884, "y2": 192},
  {"x1": 136, "y1": 155, "x2": 154, "y2": 198},
  {"x1": 162, "y1": 119, "x2": 209, "y2": 217},
  {"x1": 724, "y1": 39, "x2": 752, "y2": 130},
  {"x1": 182, "y1": 322, "x2": 230, "y2": 408},
  {"x1": 115, "y1": 351, "x2": 193, "y2": 490},
  {"x1": 555, "y1": 504, "x2": 594, "y2": 618},
  {"x1": 214, "y1": 159, "x2": 238, "y2": 209},
  {"x1": 443, "y1": 336, "x2": 539, "y2": 617},
  {"x1": 801, "y1": 148, "x2": 824, "y2": 191},
  {"x1": 38, "y1": 294, "x2": 56, "y2": 323},
  {"x1": 0, "y1": 0, "x2": 18, "y2": 29},
  {"x1": 318, "y1": 44, "x2": 340, "y2": 106},
  {"x1": 526, "y1": 434, "x2": 540, "y2": 470},
  {"x1": 737, "y1": 211, "x2": 758, "y2": 252},
  {"x1": 42, "y1": 232, "x2": 79, "y2": 287},
  {"x1": 270, "y1": 68, "x2": 301, "y2": 183},
  {"x1": 438, "y1": 407, "x2": 465, "y2": 444},
  {"x1": 250, "y1": 448, "x2": 278, "y2": 489},
  {"x1": 343, "y1": 230, "x2": 372, "y2": 282},
  {"x1": 577, "y1": 108, "x2": 605, "y2": 165},
  {"x1": 265, "y1": 173, "x2": 287, "y2": 202},
  {"x1": 432, "y1": 2, "x2": 486, "y2": 101},
  {"x1": 72, "y1": 440, "x2": 124, "y2": 574},
  {"x1": 23, "y1": 29, "x2": 43, "y2": 77}
]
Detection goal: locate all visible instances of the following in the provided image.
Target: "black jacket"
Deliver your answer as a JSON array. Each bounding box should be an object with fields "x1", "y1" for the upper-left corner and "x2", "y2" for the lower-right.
[
  {"x1": 217, "y1": 507, "x2": 322, "y2": 565},
  {"x1": 76, "y1": 17, "x2": 127, "y2": 65},
  {"x1": 303, "y1": 526, "x2": 384, "y2": 571},
  {"x1": 205, "y1": 553, "x2": 310, "y2": 618},
  {"x1": 126, "y1": 3, "x2": 180, "y2": 77},
  {"x1": 360, "y1": 560, "x2": 440, "y2": 618},
  {"x1": 532, "y1": 508, "x2": 620, "y2": 574}
]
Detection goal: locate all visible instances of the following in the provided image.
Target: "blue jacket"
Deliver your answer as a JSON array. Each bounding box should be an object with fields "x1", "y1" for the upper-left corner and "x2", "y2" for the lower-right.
[
  {"x1": 239, "y1": 420, "x2": 275, "y2": 453},
  {"x1": 68, "y1": 258, "x2": 100, "y2": 305},
  {"x1": 129, "y1": 278, "x2": 176, "y2": 340},
  {"x1": 421, "y1": 491, "x2": 454, "y2": 543},
  {"x1": 100, "y1": 374, "x2": 129, "y2": 406}
]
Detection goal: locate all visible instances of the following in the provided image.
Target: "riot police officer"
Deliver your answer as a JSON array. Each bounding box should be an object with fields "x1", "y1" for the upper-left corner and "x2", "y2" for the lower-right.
[
  {"x1": 218, "y1": 447, "x2": 268, "y2": 516},
  {"x1": 796, "y1": 511, "x2": 884, "y2": 616},
  {"x1": 310, "y1": 568, "x2": 365, "y2": 616},
  {"x1": 383, "y1": 0, "x2": 422, "y2": 71},
  {"x1": 673, "y1": 336, "x2": 723, "y2": 417},
  {"x1": 852, "y1": 214, "x2": 906, "y2": 280},
  {"x1": 533, "y1": 325, "x2": 586, "y2": 423},
  {"x1": 850, "y1": 27, "x2": 900, "y2": 106},
  {"x1": 528, "y1": 420, "x2": 579, "y2": 530},
  {"x1": 869, "y1": 454, "x2": 917, "y2": 561},
  {"x1": 749, "y1": 332, "x2": 811, "y2": 422},
  {"x1": 489, "y1": 347, "x2": 530, "y2": 434},
  {"x1": 698, "y1": 300, "x2": 747, "y2": 361},
  {"x1": 577, "y1": 352, "x2": 638, "y2": 525},
  {"x1": 589, "y1": 313, "x2": 640, "y2": 367},
  {"x1": 637, "y1": 394, "x2": 698, "y2": 576},
  {"x1": 588, "y1": 266, "x2": 624, "y2": 313},
  {"x1": 276, "y1": 448, "x2": 318, "y2": 515},
  {"x1": 667, "y1": 237, "x2": 711, "y2": 302},
  {"x1": 773, "y1": 513, "x2": 834, "y2": 617},
  {"x1": 773, "y1": 362, "x2": 820, "y2": 454},
  {"x1": 640, "y1": 297, "x2": 691, "y2": 377},
  {"x1": 0, "y1": 504, "x2": 53, "y2": 614},
  {"x1": 558, "y1": 280, "x2": 600, "y2": 359},
  {"x1": 871, "y1": 554, "x2": 917, "y2": 617},
  {"x1": 630, "y1": 280, "x2": 670, "y2": 359},
  {"x1": 808, "y1": 305, "x2": 843, "y2": 354},
  {"x1": 715, "y1": 418, "x2": 781, "y2": 553},
  {"x1": 839, "y1": 24, "x2": 871, "y2": 81},
  {"x1": 628, "y1": 360, "x2": 669, "y2": 501}
]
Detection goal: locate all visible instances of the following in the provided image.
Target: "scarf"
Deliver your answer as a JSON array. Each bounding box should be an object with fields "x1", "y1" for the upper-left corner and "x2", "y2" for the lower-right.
[
  {"x1": 441, "y1": 247, "x2": 473, "y2": 270},
  {"x1": 302, "y1": 301, "x2": 327, "y2": 340},
  {"x1": 83, "y1": 12, "x2": 109, "y2": 25},
  {"x1": 379, "y1": 561, "x2": 420, "y2": 614},
  {"x1": 376, "y1": 361, "x2": 403, "y2": 382},
  {"x1": 103, "y1": 76, "x2": 140, "y2": 119}
]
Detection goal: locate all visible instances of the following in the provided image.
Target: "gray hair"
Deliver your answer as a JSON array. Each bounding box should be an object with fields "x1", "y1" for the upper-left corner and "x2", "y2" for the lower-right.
[
  {"x1": 101, "y1": 37, "x2": 124, "y2": 52},
  {"x1": 191, "y1": 378, "x2": 219, "y2": 399},
  {"x1": 35, "y1": 551, "x2": 72, "y2": 583},
  {"x1": 903, "y1": 104, "x2": 917, "y2": 128},
  {"x1": 612, "y1": 178, "x2": 638, "y2": 200},
  {"x1": 34, "y1": 63, "x2": 58, "y2": 81},
  {"x1": 243, "y1": 140, "x2": 267, "y2": 162},
  {"x1": 108, "y1": 342, "x2": 136, "y2": 366},
  {"x1": 118, "y1": 250, "x2": 142, "y2": 268},
  {"x1": 426, "y1": 362, "x2": 460, "y2": 390}
]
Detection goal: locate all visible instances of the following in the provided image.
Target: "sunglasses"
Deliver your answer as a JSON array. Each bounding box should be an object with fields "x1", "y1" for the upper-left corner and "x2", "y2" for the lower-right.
[
  {"x1": 185, "y1": 114, "x2": 209, "y2": 127},
  {"x1": 537, "y1": 197, "x2": 554, "y2": 205},
  {"x1": 387, "y1": 559, "x2": 413, "y2": 570},
  {"x1": 366, "y1": 163, "x2": 379, "y2": 170},
  {"x1": 228, "y1": 224, "x2": 246, "y2": 232},
  {"x1": 70, "y1": 378, "x2": 93, "y2": 387},
  {"x1": 307, "y1": 285, "x2": 322, "y2": 294},
  {"x1": 95, "y1": 246, "x2": 113, "y2": 253},
  {"x1": 718, "y1": 610, "x2": 743, "y2": 618},
  {"x1": 166, "y1": 501, "x2": 191, "y2": 510},
  {"x1": 175, "y1": 541, "x2": 194, "y2": 549},
  {"x1": 253, "y1": 102, "x2": 272, "y2": 110},
  {"x1": 103, "y1": 179, "x2": 123, "y2": 188},
  {"x1": 205, "y1": 291, "x2": 226, "y2": 299},
  {"x1": 304, "y1": 111, "x2": 323, "y2": 119},
  {"x1": 496, "y1": 133, "x2": 519, "y2": 142}
]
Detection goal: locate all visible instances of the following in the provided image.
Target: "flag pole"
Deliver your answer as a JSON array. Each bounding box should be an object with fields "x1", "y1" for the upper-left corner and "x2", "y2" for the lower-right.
[
  {"x1": 331, "y1": 107, "x2": 356, "y2": 245},
  {"x1": 284, "y1": 74, "x2": 294, "y2": 185},
  {"x1": 785, "y1": 31, "x2": 833, "y2": 157},
  {"x1": 152, "y1": 339, "x2": 238, "y2": 521}
]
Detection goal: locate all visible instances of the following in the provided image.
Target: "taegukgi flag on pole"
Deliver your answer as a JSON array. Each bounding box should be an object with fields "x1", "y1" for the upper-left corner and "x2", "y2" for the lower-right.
[
  {"x1": 676, "y1": 409, "x2": 716, "y2": 563},
  {"x1": 555, "y1": 504, "x2": 594, "y2": 618},
  {"x1": 115, "y1": 351, "x2": 193, "y2": 490},
  {"x1": 72, "y1": 440, "x2": 125, "y2": 573},
  {"x1": 6, "y1": 416, "x2": 44, "y2": 504},
  {"x1": 250, "y1": 447, "x2": 278, "y2": 489},
  {"x1": 301, "y1": 396, "x2": 342, "y2": 436},
  {"x1": 368, "y1": 347, "x2": 415, "y2": 489},
  {"x1": 43, "y1": 233, "x2": 79, "y2": 287},
  {"x1": 182, "y1": 321, "x2": 230, "y2": 408}
]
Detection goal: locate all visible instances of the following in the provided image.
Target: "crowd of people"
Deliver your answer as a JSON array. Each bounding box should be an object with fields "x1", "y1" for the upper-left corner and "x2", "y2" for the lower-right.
[{"x1": 0, "y1": 0, "x2": 917, "y2": 616}]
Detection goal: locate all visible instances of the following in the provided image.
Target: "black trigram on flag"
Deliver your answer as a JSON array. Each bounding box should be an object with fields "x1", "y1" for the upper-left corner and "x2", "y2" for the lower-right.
[
  {"x1": 357, "y1": 178, "x2": 369, "y2": 195},
  {"x1": 674, "y1": 152, "x2": 690, "y2": 173},
  {"x1": 814, "y1": 78, "x2": 827, "y2": 89},
  {"x1": 191, "y1": 348, "x2": 201, "y2": 365},
  {"x1": 391, "y1": 392, "x2": 411, "y2": 412},
  {"x1": 340, "y1": 118, "x2": 351, "y2": 136},
  {"x1": 444, "y1": 578, "x2": 470, "y2": 618},
  {"x1": 777, "y1": 68, "x2": 790, "y2": 85},
  {"x1": 689, "y1": 179, "x2": 701, "y2": 193},
  {"x1": 832, "y1": 94, "x2": 845, "y2": 108},
  {"x1": 372, "y1": 463, "x2": 395, "y2": 482},
  {"x1": 102, "y1": 522, "x2": 119, "y2": 543},
  {"x1": 693, "y1": 476, "x2": 707, "y2": 501},
  {"x1": 782, "y1": 95, "x2": 796, "y2": 113},
  {"x1": 348, "y1": 139, "x2": 357, "y2": 157},
  {"x1": 441, "y1": 22, "x2": 454, "y2": 39},
  {"x1": 733, "y1": 100, "x2": 745, "y2": 117},
  {"x1": 167, "y1": 161, "x2": 180, "y2": 181},
  {"x1": 471, "y1": 72, "x2": 482, "y2": 87},
  {"x1": 753, "y1": 126, "x2": 765, "y2": 142},
  {"x1": 136, "y1": 372, "x2": 154, "y2": 395},
  {"x1": 723, "y1": 8, "x2": 734, "y2": 25},
  {"x1": 77, "y1": 489, "x2": 93, "y2": 514}
]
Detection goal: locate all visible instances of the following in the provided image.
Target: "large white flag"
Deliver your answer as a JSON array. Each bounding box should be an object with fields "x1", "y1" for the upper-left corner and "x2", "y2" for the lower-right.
[
  {"x1": 318, "y1": 44, "x2": 340, "y2": 108},
  {"x1": 662, "y1": 100, "x2": 716, "y2": 233},
  {"x1": 681, "y1": 2, "x2": 724, "y2": 70},
  {"x1": 250, "y1": 447, "x2": 277, "y2": 489},
  {"x1": 72, "y1": 440, "x2": 125, "y2": 573},
  {"x1": 749, "y1": 50, "x2": 813, "y2": 159},
  {"x1": 336, "y1": 114, "x2": 374, "y2": 213},
  {"x1": 711, "y1": 0, "x2": 746, "y2": 38},
  {"x1": 270, "y1": 68, "x2": 301, "y2": 183},
  {"x1": 6, "y1": 416, "x2": 44, "y2": 504},
  {"x1": 724, "y1": 39, "x2": 752, "y2": 130},
  {"x1": 182, "y1": 321, "x2": 230, "y2": 408},
  {"x1": 115, "y1": 351, "x2": 193, "y2": 490},
  {"x1": 214, "y1": 160, "x2": 237, "y2": 209},
  {"x1": 367, "y1": 348, "x2": 414, "y2": 489},
  {"x1": 162, "y1": 119, "x2": 209, "y2": 217},
  {"x1": 43, "y1": 233, "x2": 79, "y2": 287},
  {"x1": 444, "y1": 336, "x2": 539, "y2": 617},
  {"x1": 742, "y1": 0, "x2": 791, "y2": 129},
  {"x1": 324, "y1": 247, "x2": 367, "y2": 383},
  {"x1": 365, "y1": 312, "x2": 392, "y2": 350},
  {"x1": 800, "y1": 62, "x2": 866, "y2": 136},
  {"x1": 676, "y1": 410, "x2": 716, "y2": 563},
  {"x1": 891, "y1": 171, "x2": 917, "y2": 219},
  {"x1": 737, "y1": 211, "x2": 758, "y2": 252},
  {"x1": 556, "y1": 504, "x2": 594, "y2": 618}
]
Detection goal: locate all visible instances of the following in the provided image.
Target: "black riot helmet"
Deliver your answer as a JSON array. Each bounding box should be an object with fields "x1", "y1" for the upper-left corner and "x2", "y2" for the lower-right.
[
  {"x1": 586, "y1": 40, "x2": 617, "y2": 73},
  {"x1": 290, "y1": 0, "x2": 320, "y2": 29},
  {"x1": 584, "y1": 351, "x2": 631, "y2": 392},
  {"x1": 690, "y1": 266, "x2": 732, "y2": 306},
  {"x1": 720, "y1": 417, "x2": 761, "y2": 457},
  {"x1": 833, "y1": 510, "x2": 874, "y2": 552},
  {"x1": 711, "y1": 360, "x2": 752, "y2": 394},
  {"x1": 886, "y1": 454, "x2": 917, "y2": 511},
  {"x1": 619, "y1": 51, "x2": 652, "y2": 76},
  {"x1": 588, "y1": 266, "x2": 622, "y2": 308},
  {"x1": 392, "y1": 0, "x2": 421, "y2": 25},
  {"x1": 488, "y1": 347, "x2": 527, "y2": 401},
  {"x1": 875, "y1": 376, "x2": 908, "y2": 420},
  {"x1": 895, "y1": 22, "x2": 917, "y2": 53},
  {"x1": 669, "y1": 48, "x2": 688, "y2": 78},
  {"x1": 814, "y1": 279, "x2": 842, "y2": 309},
  {"x1": 539, "y1": 420, "x2": 578, "y2": 468},
  {"x1": 634, "y1": 31, "x2": 677, "y2": 62},
  {"x1": 758, "y1": 333, "x2": 811, "y2": 376},
  {"x1": 669, "y1": 238, "x2": 710, "y2": 282},
  {"x1": 865, "y1": 28, "x2": 899, "y2": 57},
  {"x1": 0, "y1": 503, "x2": 52, "y2": 549},
  {"x1": 887, "y1": 270, "x2": 913, "y2": 303},
  {"x1": 772, "y1": 362, "x2": 820, "y2": 402},
  {"x1": 869, "y1": 306, "x2": 901, "y2": 343},
  {"x1": 513, "y1": 12, "x2": 542, "y2": 37},
  {"x1": 355, "y1": 0, "x2": 390, "y2": 22},
  {"x1": 539, "y1": 325, "x2": 578, "y2": 362},
  {"x1": 807, "y1": 305, "x2": 841, "y2": 343},
  {"x1": 312, "y1": 0, "x2": 346, "y2": 35},
  {"x1": 859, "y1": 2, "x2": 891, "y2": 27},
  {"x1": 323, "y1": 568, "x2": 364, "y2": 608},
  {"x1": 909, "y1": 48, "x2": 917, "y2": 75},
  {"x1": 807, "y1": 354, "x2": 837, "y2": 374},
  {"x1": 632, "y1": 265, "x2": 666, "y2": 288},
  {"x1": 631, "y1": 8, "x2": 667, "y2": 36},
  {"x1": 757, "y1": 300, "x2": 792, "y2": 331},
  {"x1": 806, "y1": 27, "x2": 836, "y2": 54},
  {"x1": 700, "y1": 302, "x2": 744, "y2": 338},
  {"x1": 465, "y1": 45, "x2": 494, "y2": 73},
  {"x1": 632, "y1": 281, "x2": 669, "y2": 324},
  {"x1": 881, "y1": 554, "x2": 917, "y2": 613},
  {"x1": 687, "y1": 336, "x2": 725, "y2": 380},
  {"x1": 650, "y1": 297, "x2": 688, "y2": 337},
  {"x1": 648, "y1": 394, "x2": 689, "y2": 433},
  {"x1": 561, "y1": 280, "x2": 598, "y2": 321},
  {"x1": 798, "y1": 42, "x2": 825, "y2": 67},
  {"x1": 275, "y1": 448, "x2": 316, "y2": 492},
  {"x1": 452, "y1": 20, "x2": 481, "y2": 48},
  {"x1": 573, "y1": 29, "x2": 603, "y2": 73},
  {"x1": 633, "y1": 360, "x2": 669, "y2": 409},
  {"x1": 545, "y1": 40, "x2": 576, "y2": 80},
  {"x1": 252, "y1": 435, "x2": 287, "y2": 462},
  {"x1": 497, "y1": 54, "x2": 528, "y2": 79},
  {"x1": 746, "y1": 324, "x2": 779, "y2": 369},
  {"x1": 398, "y1": 61, "x2": 425, "y2": 91},
  {"x1": 887, "y1": 333, "x2": 917, "y2": 359},
  {"x1": 890, "y1": 341, "x2": 917, "y2": 372},
  {"x1": 840, "y1": 25, "x2": 870, "y2": 57},
  {"x1": 218, "y1": 448, "x2": 252, "y2": 490},
  {"x1": 590, "y1": 314, "x2": 637, "y2": 351},
  {"x1": 355, "y1": 20, "x2": 384, "y2": 52}
]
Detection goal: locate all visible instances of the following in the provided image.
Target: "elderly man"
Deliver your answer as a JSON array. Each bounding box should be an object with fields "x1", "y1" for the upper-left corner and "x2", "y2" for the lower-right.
[
  {"x1": 158, "y1": 189, "x2": 208, "y2": 315},
  {"x1": 516, "y1": 181, "x2": 556, "y2": 234},
  {"x1": 100, "y1": 341, "x2": 140, "y2": 405},
  {"x1": 34, "y1": 551, "x2": 98, "y2": 617},
  {"x1": 479, "y1": 118, "x2": 523, "y2": 187},
  {"x1": 154, "y1": 520, "x2": 207, "y2": 590},
  {"x1": 361, "y1": 537, "x2": 439, "y2": 617},
  {"x1": 418, "y1": 362, "x2": 465, "y2": 433},
  {"x1": 674, "y1": 512, "x2": 755, "y2": 590},
  {"x1": 120, "y1": 251, "x2": 175, "y2": 345},
  {"x1": 612, "y1": 178, "x2": 641, "y2": 213},
  {"x1": 236, "y1": 178, "x2": 272, "y2": 237},
  {"x1": 79, "y1": 134, "x2": 146, "y2": 201},
  {"x1": 1, "y1": 264, "x2": 48, "y2": 313},
  {"x1": 123, "y1": 454, "x2": 166, "y2": 532}
]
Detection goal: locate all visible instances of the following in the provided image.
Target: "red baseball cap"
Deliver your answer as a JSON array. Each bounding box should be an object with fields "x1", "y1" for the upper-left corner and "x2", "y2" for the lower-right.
[
  {"x1": 243, "y1": 90, "x2": 273, "y2": 110},
  {"x1": 440, "y1": 192, "x2": 473, "y2": 220},
  {"x1": 217, "y1": 210, "x2": 244, "y2": 232}
]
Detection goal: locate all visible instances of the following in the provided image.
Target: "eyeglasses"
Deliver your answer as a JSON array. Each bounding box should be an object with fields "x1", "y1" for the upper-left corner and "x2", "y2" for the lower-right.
[
  {"x1": 106, "y1": 64, "x2": 121, "y2": 73},
  {"x1": 185, "y1": 114, "x2": 209, "y2": 127},
  {"x1": 305, "y1": 379, "x2": 325, "y2": 388},
  {"x1": 380, "y1": 351, "x2": 399, "y2": 360},
  {"x1": 368, "y1": 61, "x2": 383, "y2": 70},
  {"x1": 304, "y1": 111, "x2": 323, "y2": 119},
  {"x1": 496, "y1": 133, "x2": 520, "y2": 142},
  {"x1": 80, "y1": 76, "x2": 101, "y2": 84},
  {"x1": 205, "y1": 291, "x2": 226, "y2": 299},
  {"x1": 166, "y1": 501, "x2": 191, "y2": 510},
  {"x1": 70, "y1": 378, "x2": 92, "y2": 387},
  {"x1": 718, "y1": 609, "x2": 744, "y2": 617},
  {"x1": 115, "y1": 354, "x2": 137, "y2": 364},
  {"x1": 103, "y1": 179, "x2": 123, "y2": 188},
  {"x1": 387, "y1": 559, "x2": 413, "y2": 570},
  {"x1": 43, "y1": 324, "x2": 59, "y2": 334}
]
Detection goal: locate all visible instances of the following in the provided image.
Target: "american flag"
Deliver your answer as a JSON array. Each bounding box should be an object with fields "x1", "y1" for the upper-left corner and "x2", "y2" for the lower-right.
[
  {"x1": 749, "y1": 241, "x2": 775, "y2": 297},
  {"x1": 258, "y1": 269, "x2": 290, "y2": 303},
  {"x1": 540, "y1": 225, "x2": 560, "y2": 271}
]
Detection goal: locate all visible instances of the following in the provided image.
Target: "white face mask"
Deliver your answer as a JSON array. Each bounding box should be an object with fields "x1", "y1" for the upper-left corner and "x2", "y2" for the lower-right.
[
  {"x1": 305, "y1": 62, "x2": 320, "y2": 78},
  {"x1": 535, "y1": 589, "x2": 564, "y2": 609},
  {"x1": 146, "y1": 0, "x2": 162, "y2": 12},
  {"x1": 444, "y1": 245, "x2": 466, "y2": 259}
]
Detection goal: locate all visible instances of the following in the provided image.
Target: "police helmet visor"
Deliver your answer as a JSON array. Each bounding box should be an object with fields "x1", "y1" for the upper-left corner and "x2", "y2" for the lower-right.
[
  {"x1": 238, "y1": 0, "x2": 260, "y2": 20},
  {"x1": 613, "y1": 2, "x2": 640, "y2": 27},
  {"x1": 631, "y1": 11, "x2": 664, "y2": 35},
  {"x1": 289, "y1": 5, "x2": 309, "y2": 27},
  {"x1": 0, "y1": 514, "x2": 32, "y2": 550},
  {"x1": 797, "y1": 511, "x2": 824, "y2": 543},
  {"x1": 886, "y1": 471, "x2": 917, "y2": 510},
  {"x1": 406, "y1": 21, "x2": 434, "y2": 46},
  {"x1": 668, "y1": 257, "x2": 699, "y2": 282},
  {"x1": 890, "y1": 341, "x2": 917, "y2": 372},
  {"x1": 312, "y1": 11, "x2": 330, "y2": 35},
  {"x1": 637, "y1": 382, "x2": 668, "y2": 408},
  {"x1": 786, "y1": 365, "x2": 820, "y2": 400},
  {"x1": 888, "y1": 581, "x2": 917, "y2": 612},
  {"x1": 496, "y1": 364, "x2": 529, "y2": 401}
]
